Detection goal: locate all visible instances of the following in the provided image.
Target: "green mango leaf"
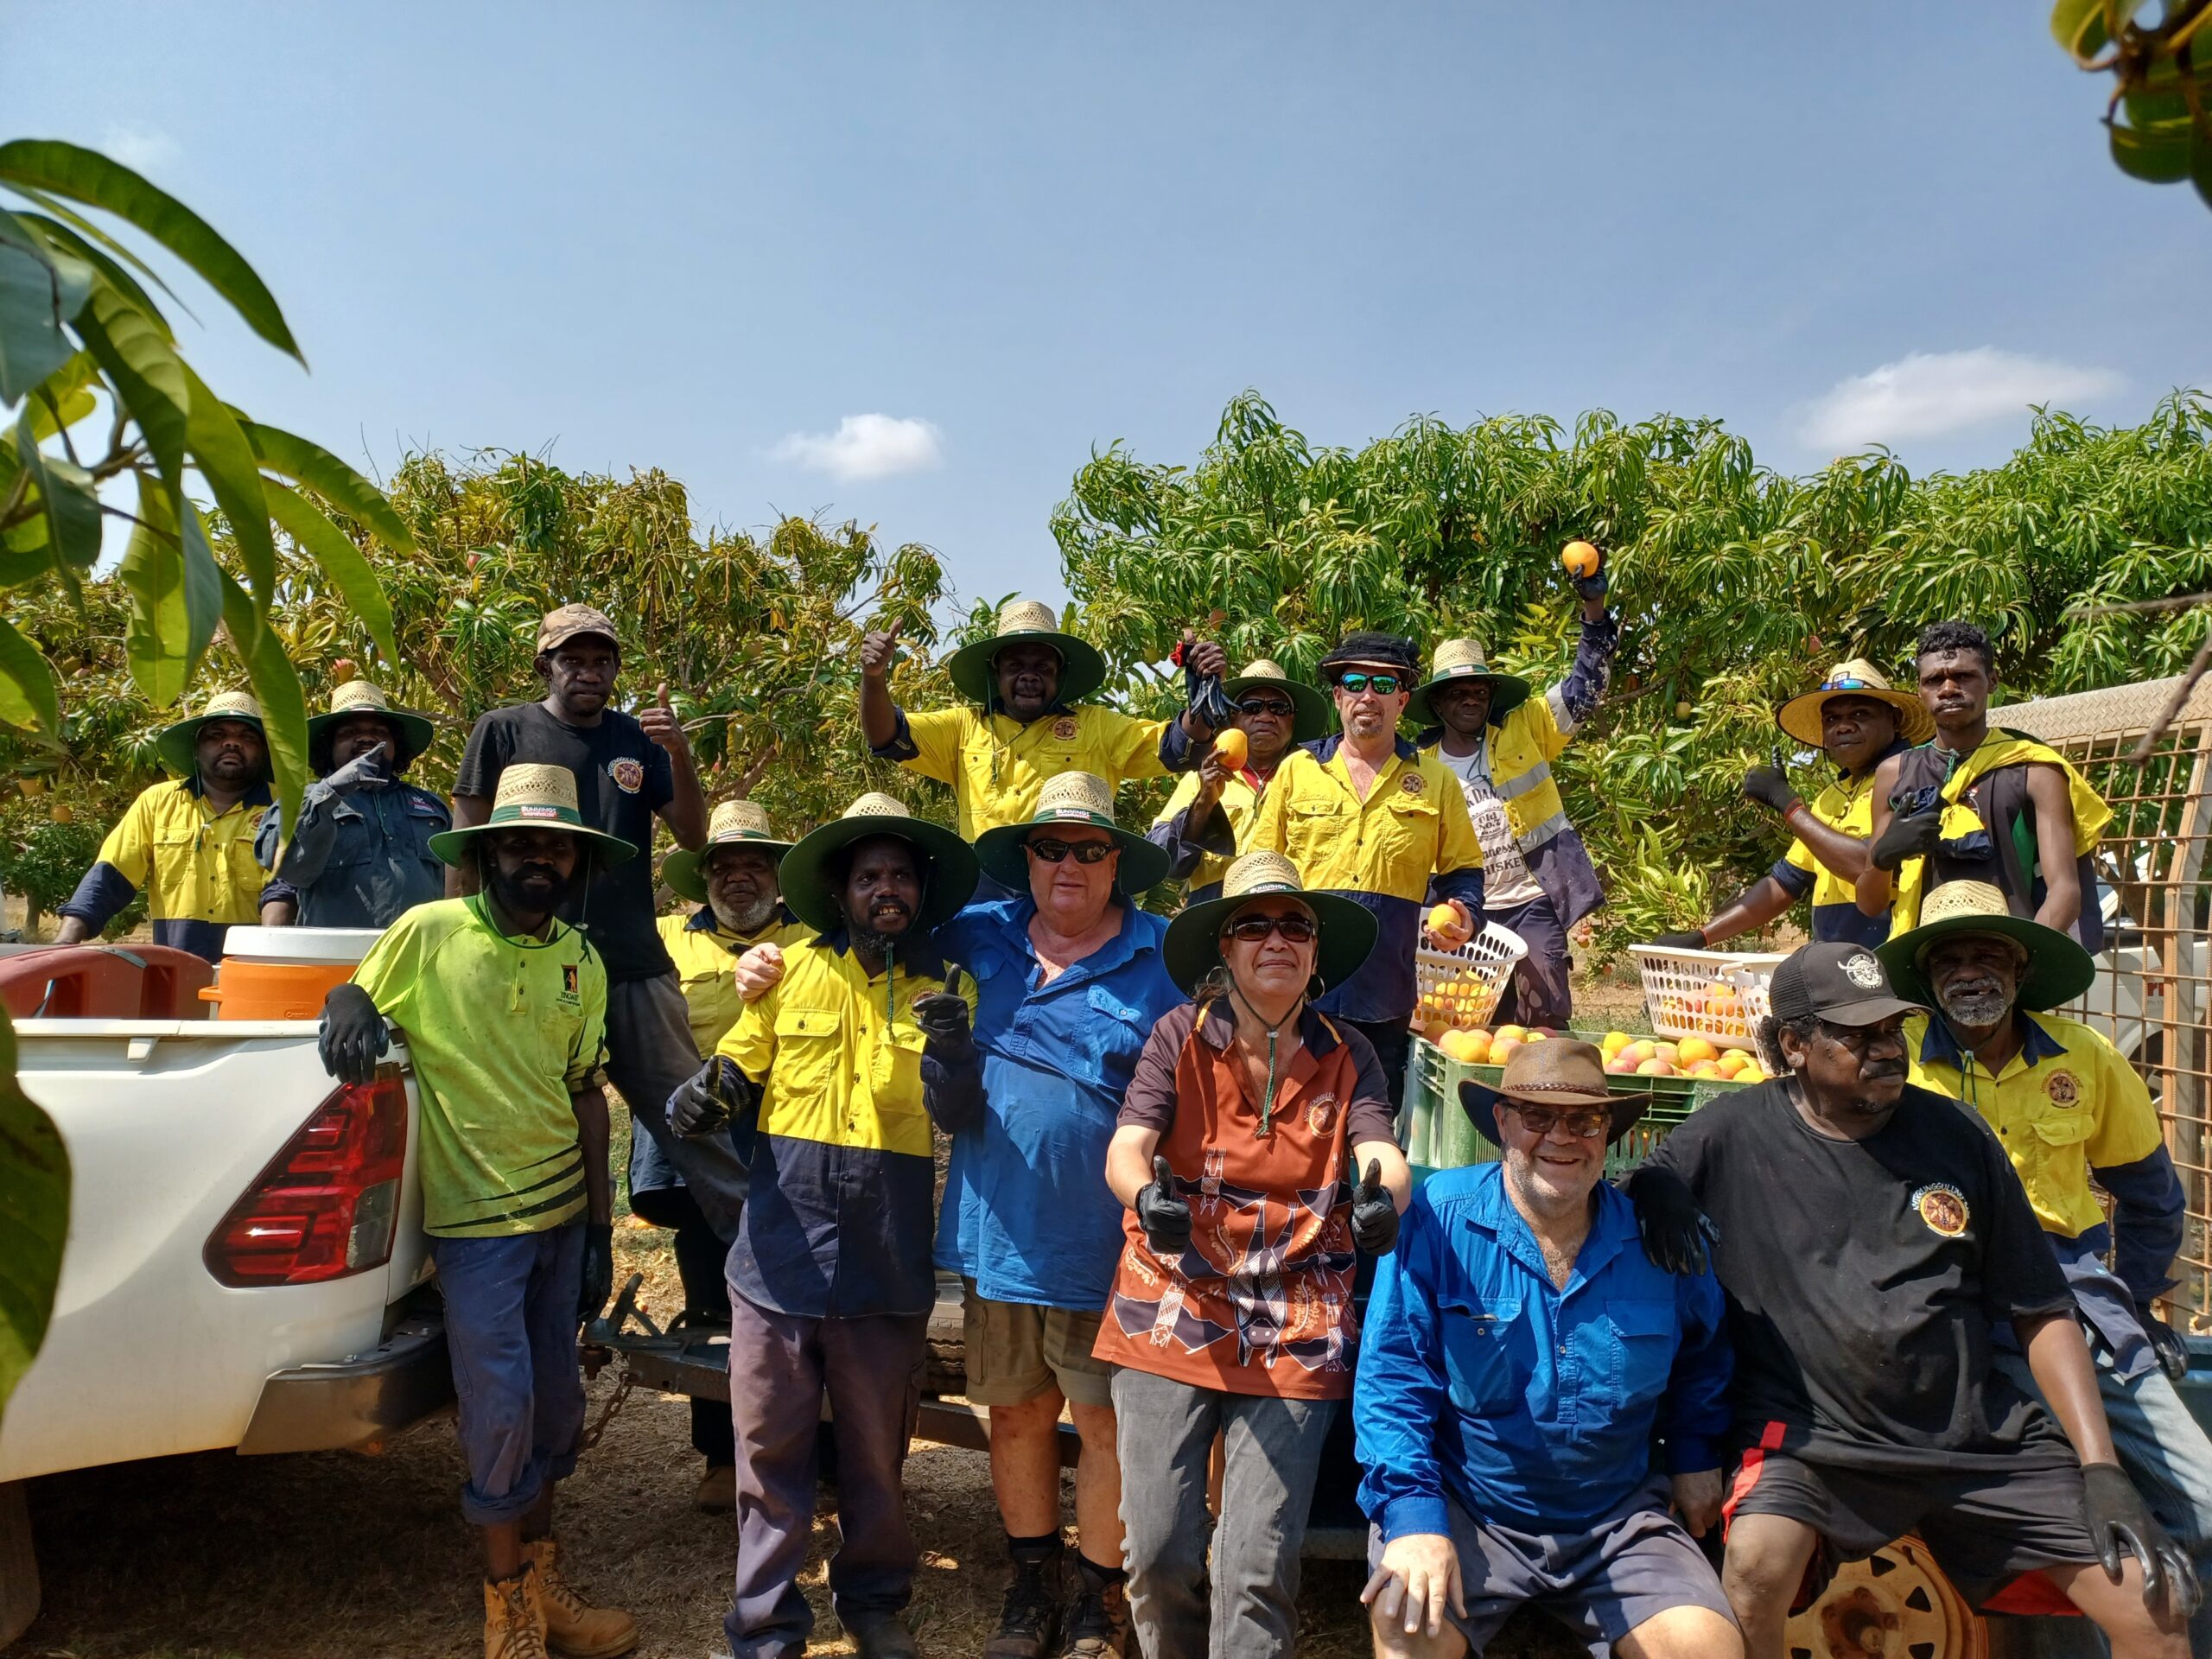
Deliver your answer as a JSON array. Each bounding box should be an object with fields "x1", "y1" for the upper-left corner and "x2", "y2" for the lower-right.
[
  {"x1": 73, "y1": 274, "x2": 188, "y2": 485},
  {"x1": 0, "y1": 138, "x2": 302, "y2": 364},
  {"x1": 238, "y1": 419, "x2": 416, "y2": 553},
  {"x1": 264, "y1": 480, "x2": 398, "y2": 663},
  {"x1": 178, "y1": 359, "x2": 275, "y2": 604},
  {"x1": 2196, "y1": 133, "x2": 2212, "y2": 210},
  {"x1": 2111, "y1": 117, "x2": 2194, "y2": 182},
  {"x1": 0, "y1": 217, "x2": 90, "y2": 406},
  {"x1": 16, "y1": 211, "x2": 175, "y2": 343},
  {"x1": 25, "y1": 349, "x2": 99, "y2": 442},
  {"x1": 2050, "y1": 0, "x2": 2113, "y2": 61},
  {"x1": 5, "y1": 181, "x2": 188, "y2": 320},
  {"x1": 0, "y1": 609, "x2": 60, "y2": 736},
  {"x1": 14, "y1": 410, "x2": 100, "y2": 576},
  {"x1": 0, "y1": 1007, "x2": 72, "y2": 1428},
  {"x1": 119, "y1": 473, "x2": 219, "y2": 706},
  {"x1": 217, "y1": 566, "x2": 308, "y2": 829}
]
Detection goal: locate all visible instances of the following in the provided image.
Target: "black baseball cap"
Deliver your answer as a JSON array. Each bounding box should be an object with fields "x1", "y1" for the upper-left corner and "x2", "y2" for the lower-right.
[
  {"x1": 1319, "y1": 631, "x2": 1419, "y2": 679},
  {"x1": 1768, "y1": 941, "x2": 1928, "y2": 1028}
]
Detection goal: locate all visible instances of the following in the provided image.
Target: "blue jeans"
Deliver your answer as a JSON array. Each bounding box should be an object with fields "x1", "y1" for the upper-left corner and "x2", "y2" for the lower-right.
[
  {"x1": 432, "y1": 1224, "x2": 587, "y2": 1528},
  {"x1": 1993, "y1": 1346, "x2": 2212, "y2": 1655}
]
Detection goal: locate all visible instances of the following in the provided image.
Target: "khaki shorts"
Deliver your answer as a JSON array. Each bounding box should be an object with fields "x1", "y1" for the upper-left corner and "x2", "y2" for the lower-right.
[{"x1": 961, "y1": 1280, "x2": 1116, "y2": 1409}]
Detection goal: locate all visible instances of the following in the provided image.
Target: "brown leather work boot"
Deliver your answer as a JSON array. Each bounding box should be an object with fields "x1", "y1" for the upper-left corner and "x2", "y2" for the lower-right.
[
  {"x1": 522, "y1": 1538, "x2": 638, "y2": 1658},
  {"x1": 483, "y1": 1567, "x2": 550, "y2": 1659}
]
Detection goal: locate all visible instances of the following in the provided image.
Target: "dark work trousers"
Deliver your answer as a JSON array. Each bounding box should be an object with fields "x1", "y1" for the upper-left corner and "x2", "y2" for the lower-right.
[
  {"x1": 1486, "y1": 893, "x2": 1573, "y2": 1031},
  {"x1": 1338, "y1": 1016, "x2": 1411, "y2": 1123},
  {"x1": 723, "y1": 1287, "x2": 928, "y2": 1659},
  {"x1": 627, "y1": 1182, "x2": 736, "y2": 1467}
]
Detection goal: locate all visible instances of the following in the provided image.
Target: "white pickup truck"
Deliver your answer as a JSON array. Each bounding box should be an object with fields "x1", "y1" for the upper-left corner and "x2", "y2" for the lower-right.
[{"x1": 0, "y1": 934, "x2": 452, "y2": 1636}]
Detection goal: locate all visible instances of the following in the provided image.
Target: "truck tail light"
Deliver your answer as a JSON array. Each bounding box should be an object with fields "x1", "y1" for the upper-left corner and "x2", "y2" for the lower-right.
[{"x1": 204, "y1": 1071, "x2": 407, "y2": 1287}]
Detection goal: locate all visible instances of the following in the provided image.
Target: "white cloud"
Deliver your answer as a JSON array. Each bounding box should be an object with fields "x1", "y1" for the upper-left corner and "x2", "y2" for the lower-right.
[
  {"x1": 101, "y1": 121, "x2": 181, "y2": 176},
  {"x1": 1796, "y1": 348, "x2": 2125, "y2": 449},
  {"x1": 770, "y1": 413, "x2": 943, "y2": 480}
]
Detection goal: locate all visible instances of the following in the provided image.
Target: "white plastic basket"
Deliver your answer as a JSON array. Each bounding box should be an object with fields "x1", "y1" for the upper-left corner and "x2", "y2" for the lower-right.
[
  {"x1": 1414, "y1": 922, "x2": 1529, "y2": 1030},
  {"x1": 1627, "y1": 944, "x2": 1788, "y2": 1046}
]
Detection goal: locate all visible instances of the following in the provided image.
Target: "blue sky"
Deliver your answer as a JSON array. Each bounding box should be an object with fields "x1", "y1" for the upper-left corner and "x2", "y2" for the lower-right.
[{"x1": 10, "y1": 4, "x2": 2209, "y2": 611}]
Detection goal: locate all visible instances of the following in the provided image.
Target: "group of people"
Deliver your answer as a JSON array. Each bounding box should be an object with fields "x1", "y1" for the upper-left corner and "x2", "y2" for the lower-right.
[{"x1": 44, "y1": 560, "x2": 2212, "y2": 1659}]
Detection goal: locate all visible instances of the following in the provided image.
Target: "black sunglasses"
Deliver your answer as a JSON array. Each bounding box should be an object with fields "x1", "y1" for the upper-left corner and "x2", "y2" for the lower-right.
[
  {"x1": 1335, "y1": 672, "x2": 1402, "y2": 696},
  {"x1": 1221, "y1": 912, "x2": 1319, "y2": 943},
  {"x1": 1025, "y1": 837, "x2": 1116, "y2": 865},
  {"x1": 1236, "y1": 696, "x2": 1296, "y2": 718}
]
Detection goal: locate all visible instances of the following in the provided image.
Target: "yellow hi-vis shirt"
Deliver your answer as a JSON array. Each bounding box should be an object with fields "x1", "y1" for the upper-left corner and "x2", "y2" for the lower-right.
[
  {"x1": 1770, "y1": 760, "x2": 1895, "y2": 950},
  {"x1": 1249, "y1": 741, "x2": 1484, "y2": 903},
  {"x1": 352, "y1": 895, "x2": 607, "y2": 1238},
  {"x1": 897, "y1": 703, "x2": 1172, "y2": 840},
  {"x1": 1904, "y1": 1010, "x2": 2163, "y2": 1241},
  {"x1": 658, "y1": 905, "x2": 812, "y2": 1058},
  {"x1": 1151, "y1": 768, "x2": 1266, "y2": 897},
  {"x1": 1889, "y1": 734, "x2": 2112, "y2": 936},
  {"x1": 92, "y1": 779, "x2": 270, "y2": 925}
]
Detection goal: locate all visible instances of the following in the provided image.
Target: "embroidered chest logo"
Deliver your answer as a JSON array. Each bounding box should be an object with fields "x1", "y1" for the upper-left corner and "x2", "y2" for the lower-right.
[
  {"x1": 2044, "y1": 1071, "x2": 2079, "y2": 1106},
  {"x1": 559, "y1": 963, "x2": 582, "y2": 1005},
  {"x1": 1306, "y1": 1091, "x2": 1339, "y2": 1136},
  {"x1": 1911, "y1": 1182, "x2": 1969, "y2": 1238},
  {"x1": 1399, "y1": 772, "x2": 1425, "y2": 795},
  {"x1": 1051, "y1": 716, "x2": 1079, "y2": 741},
  {"x1": 1842, "y1": 953, "x2": 1884, "y2": 989},
  {"x1": 607, "y1": 757, "x2": 645, "y2": 794}
]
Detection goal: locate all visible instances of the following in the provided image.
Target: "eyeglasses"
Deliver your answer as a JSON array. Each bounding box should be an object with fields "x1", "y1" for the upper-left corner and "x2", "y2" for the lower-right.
[
  {"x1": 1502, "y1": 1103, "x2": 1611, "y2": 1139},
  {"x1": 1335, "y1": 673, "x2": 1402, "y2": 696},
  {"x1": 1221, "y1": 912, "x2": 1319, "y2": 943},
  {"x1": 1236, "y1": 697, "x2": 1296, "y2": 718},
  {"x1": 1025, "y1": 837, "x2": 1116, "y2": 865}
]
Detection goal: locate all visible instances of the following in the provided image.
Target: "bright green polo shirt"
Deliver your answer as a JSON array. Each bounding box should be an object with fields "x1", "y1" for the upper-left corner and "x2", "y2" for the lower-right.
[{"x1": 352, "y1": 894, "x2": 607, "y2": 1237}]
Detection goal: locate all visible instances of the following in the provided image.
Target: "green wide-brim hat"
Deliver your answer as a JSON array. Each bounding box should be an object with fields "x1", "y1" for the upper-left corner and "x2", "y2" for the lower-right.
[
  {"x1": 307, "y1": 680, "x2": 437, "y2": 772},
  {"x1": 946, "y1": 598, "x2": 1109, "y2": 709},
  {"x1": 778, "y1": 791, "x2": 980, "y2": 934},
  {"x1": 1877, "y1": 880, "x2": 2095, "y2": 1014},
  {"x1": 1161, "y1": 850, "x2": 1378, "y2": 995},
  {"x1": 1224, "y1": 660, "x2": 1332, "y2": 744},
  {"x1": 427, "y1": 762, "x2": 638, "y2": 868},
  {"x1": 154, "y1": 690, "x2": 266, "y2": 778},
  {"x1": 973, "y1": 772, "x2": 1173, "y2": 895},
  {"x1": 662, "y1": 800, "x2": 796, "y2": 903},
  {"x1": 1405, "y1": 639, "x2": 1533, "y2": 728}
]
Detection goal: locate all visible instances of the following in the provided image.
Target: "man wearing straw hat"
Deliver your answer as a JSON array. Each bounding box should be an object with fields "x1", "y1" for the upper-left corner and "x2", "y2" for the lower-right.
[
  {"x1": 254, "y1": 679, "x2": 449, "y2": 928},
  {"x1": 665, "y1": 792, "x2": 980, "y2": 1659},
  {"x1": 858, "y1": 596, "x2": 1227, "y2": 849},
  {"x1": 1248, "y1": 630, "x2": 1484, "y2": 1109},
  {"x1": 632, "y1": 799, "x2": 808, "y2": 1513},
  {"x1": 1099, "y1": 850, "x2": 1407, "y2": 1658},
  {"x1": 1147, "y1": 658, "x2": 1331, "y2": 902},
  {"x1": 318, "y1": 762, "x2": 637, "y2": 1659},
  {"x1": 1356, "y1": 1039, "x2": 1737, "y2": 1659},
  {"x1": 1657, "y1": 658, "x2": 1928, "y2": 952},
  {"x1": 55, "y1": 689, "x2": 273, "y2": 963},
  {"x1": 933, "y1": 772, "x2": 1186, "y2": 1659},
  {"x1": 1407, "y1": 550, "x2": 1616, "y2": 1028},
  {"x1": 1884, "y1": 880, "x2": 2212, "y2": 1656}
]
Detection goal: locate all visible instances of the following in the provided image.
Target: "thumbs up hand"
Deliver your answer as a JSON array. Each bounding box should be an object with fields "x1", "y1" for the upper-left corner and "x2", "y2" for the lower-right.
[
  {"x1": 861, "y1": 616, "x2": 906, "y2": 681},
  {"x1": 1351, "y1": 1156, "x2": 1401, "y2": 1255},
  {"x1": 1136, "y1": 1154, "x2": 1193, "y2": 1256},
  {"x1": 640, "y1": 681, "x2": 690, "y2": 759}
]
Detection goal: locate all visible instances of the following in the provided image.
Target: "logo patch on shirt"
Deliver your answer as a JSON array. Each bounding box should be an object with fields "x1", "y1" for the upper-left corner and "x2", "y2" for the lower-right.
[
  {"x1": 562, "y1": 963, "x2": 580, "y2": 997},
  {"x1": 1306, "y1": 1092, "x2": 1339, "y2": 1136},
  {"x1": 1911, "y1": 1182, "x2": 1969, "y2": 1237},
  {"x1": 607, "y1": 757, "x2": 645, "y2": 795},
  {"x1": 1400, "y1": 772, "x2": 1425, "y2": 795},
  {"x1": 2044, "y1": 1070, "x2": 2079, "y2": 1105},
  {"x1": 1842, "y1": 952, "x2": 1885, "y2": 989},
  {"x1": 1052, "y1": 716, "x2": 1078, "y2": 741}
]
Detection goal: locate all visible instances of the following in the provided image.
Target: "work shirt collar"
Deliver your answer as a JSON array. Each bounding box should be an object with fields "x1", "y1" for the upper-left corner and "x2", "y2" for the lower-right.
[
  {"x1": 1918, "y1": 1007, "x2": 2069, "y2": 1074},
  {"x1": 815, "y1": 922, "x2": 948, "y2": 983},
  {"x1": 985, "y1": 696, "x2": 1077, "y2": 725},
  {"x1": 1193, "y1": 996, "x2": 1343, "y2": 1059},
  {"x1": 1464, "y1": 1165, "x2": 1630, "y2": 1295},
  {"x1": 685, "y1": 900, "x2": 798, "y2": 944},
  {"x1": 984, "y1": 893, "x2": 1153, "y2": 984},
  {"x1": 183, "y1": 775, "x2": 274, "y2": 809},
  {"x1": 1309, "y1": 732, "x2": 1417, "y2": 766}
]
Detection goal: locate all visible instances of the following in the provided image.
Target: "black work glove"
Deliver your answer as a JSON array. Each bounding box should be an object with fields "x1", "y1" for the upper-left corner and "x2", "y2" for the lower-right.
[
  {"x1": 2138, "y1": 1301, "x2": 2192, "y2": 1386},
  {"x1": 318, "y1": 982, "x2": 389, "y2": 1084},
  {"x1": 1741, "y1": 747, "x2": 1800, "y2": 817},
  {"x1": 1571, "y1": 564, "x2": 1609, "y2": 603},
  {"x1": 912, "y1": 976, "x2": 975, "y2": 1060},
  {"x1": 577, "y1": 1222, "x2": 613, "y2": 1323},
  {"x1": 322, "y1": 741, "x2": 391, "y2": 795},
  {"x1": 1136, "y1": 1154, "x2": 1193, "y2": 1257},
  {"x1": 1624, "y1": 1165, "x2": 1722, "y2": 1277},
  {"x1": 1872, "y1": 795, "x2": 1944, "y2": 872},
  {"x1": 1176, "y1": 634, "x2": 1236, "y2": 733},
  {"x1": 671, "y1": 1055, "x2": 746, "y2": 1137},
  {"x1": 1350, "y1": 1158, "x2": 1400, "y2": 1255},
  {"x1": 1650, "y1": 928, "x2": 1708, "y2": 951},
  {"x1": 2082, "y1": 1461, "x2": 2201, "y2": 1618}
]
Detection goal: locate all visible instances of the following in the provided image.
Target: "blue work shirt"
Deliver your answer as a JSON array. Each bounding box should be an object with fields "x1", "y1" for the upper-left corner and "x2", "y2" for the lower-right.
[
  {"x1": 256, "y1": 778, "x2": 451, "y2": 928},
  {"x1": 935, "y1": 893, "x2": 1184, "y2": 1309},
  {"x1": 1355, "y1": 1161, "x2": 1732, "y2": 1541}
]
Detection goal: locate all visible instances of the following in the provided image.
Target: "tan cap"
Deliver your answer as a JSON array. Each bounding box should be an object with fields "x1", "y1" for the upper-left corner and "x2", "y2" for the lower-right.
[{"x1": 536, "y1": 604, "x2": 620, "y2": 656}]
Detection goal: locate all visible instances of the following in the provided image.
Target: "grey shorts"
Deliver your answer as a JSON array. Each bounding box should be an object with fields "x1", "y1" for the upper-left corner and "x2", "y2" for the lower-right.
[{"x1": 1369, "y1": 1481, "x2": 1735, "y2": 1652}]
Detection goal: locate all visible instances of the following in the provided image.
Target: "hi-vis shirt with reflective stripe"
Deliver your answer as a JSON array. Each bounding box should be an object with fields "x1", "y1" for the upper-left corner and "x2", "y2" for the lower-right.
[{"x1": 886, "y1": 702, "x2": 1174, "y2": 840}]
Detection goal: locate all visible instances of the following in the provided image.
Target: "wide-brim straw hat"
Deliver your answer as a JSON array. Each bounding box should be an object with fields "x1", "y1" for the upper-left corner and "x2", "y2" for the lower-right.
[
  {"x1": 1459, "y1": 1039, "x2": 1650, "y2": 1147},
  {"x1": 1405, "y1": 639, "x2": 1533, "y2": 728},
  {"x1": 155, "y1": 690, "x2": 266, "y2": 778},
  {"x1": 973, "y1": 771, "x2": 1173, "y2": 895},
  {"x1": 308, "y1": 679, "x2": 436, "y2": 772},
  {"x1": 1161, "y1": 850, "x2": 1378, "y2": 996},
  {"x1": 662, "y1": 799, "x2": 796, "y2": 903},
  {"x1": 777, "y1": 791, "x2": 980, "y2": 934},
  {"x1": 946, "y1": 599, "x2": 1109, "y2": 709},
  {"x1": 1777, "y1": 658, "x2": 1935, "y2": 749},
  {"x1": 1223, "y1": 658, "x2": 1332, "y2": 744},
  {"x1": 1878, "y1": 880, "x2": 2095, "y2": 1014},
  {"x1": 428, "y1": 762, "x2": 638, "y2": 868}
]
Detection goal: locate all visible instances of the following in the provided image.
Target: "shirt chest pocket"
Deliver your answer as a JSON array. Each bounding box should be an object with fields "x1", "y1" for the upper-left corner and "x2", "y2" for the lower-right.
[
  {"x1": 772, "y1": 1007, "x2": 846, "y2": 1099},
  {"x1": 870, "y1": 1017, "x2": 930, "y2": 1109},
  {"x1": 2021, "y1": 1094, "x2": 2097, "y2": 1149},
  {"x1": 537, "y1": 993, "x2": 586, "y2": 1065},
  {"x1": 1284, "y1": 795, "x2": 1348, "y2": 867},
  {"x1": 1439, "y1": 1295, "x2": 1523, "y2": 1415},
  {"x1": 1083, "y1": 985, "x2": 1153, "y2": 1083},
  {"x1": 403, "y1": 800, "x2": 449, "y2": 870},
  {"x1": 1599, "y1": 1297, "x2": 1677, "y2": 1407},
  {"x1": 1372, "y1": 793, "x2": 1441, "y2": 889}
]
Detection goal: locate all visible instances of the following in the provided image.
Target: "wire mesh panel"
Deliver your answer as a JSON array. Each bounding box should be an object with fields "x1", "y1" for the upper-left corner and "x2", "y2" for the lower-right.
[{"x1": 2006, "y1": 675, "x2": 2212, "y2": 1325}]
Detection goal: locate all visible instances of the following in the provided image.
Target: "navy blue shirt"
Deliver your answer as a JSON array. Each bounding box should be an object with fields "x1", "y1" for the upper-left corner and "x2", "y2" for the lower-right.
[{"x1": 256, "y1": 779, "x2": 450, "y2": 927}]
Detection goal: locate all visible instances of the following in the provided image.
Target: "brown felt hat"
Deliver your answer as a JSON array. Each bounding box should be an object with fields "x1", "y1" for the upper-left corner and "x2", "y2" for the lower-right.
[{"x1": 1459, "y1": 1039, "x2": 1650, "y2": 1146}]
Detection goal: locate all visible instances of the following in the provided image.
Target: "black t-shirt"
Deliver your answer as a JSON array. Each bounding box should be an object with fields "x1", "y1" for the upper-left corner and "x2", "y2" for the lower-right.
[
  {"x1": 455, "y1": 702, "x2": 676, "y2": 984},
  {"x1": 1647, "y1": 1079, "x2": 2077, "y2": 1475}
]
